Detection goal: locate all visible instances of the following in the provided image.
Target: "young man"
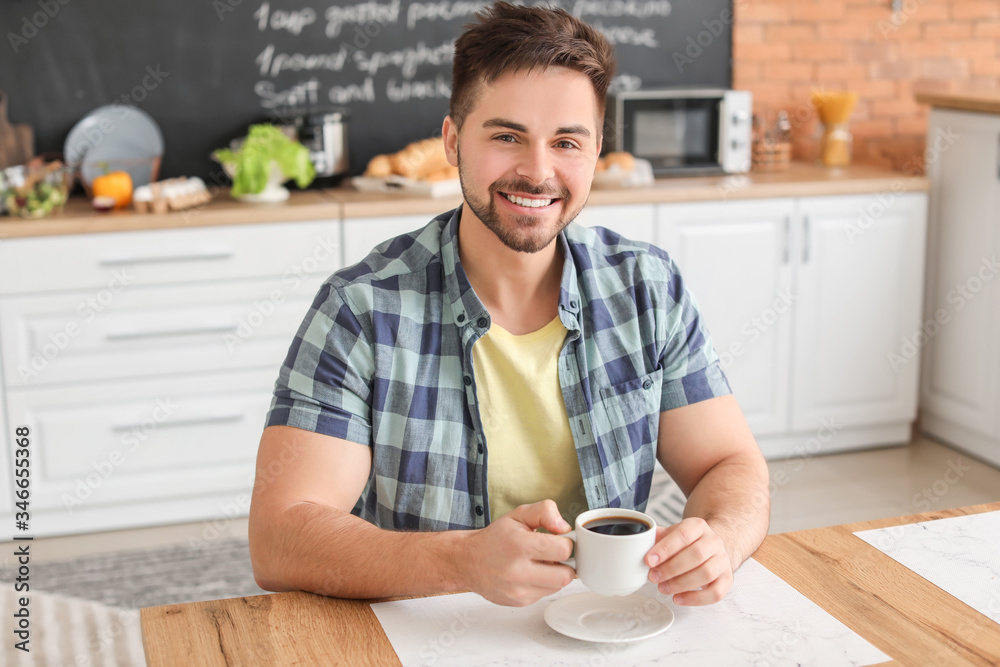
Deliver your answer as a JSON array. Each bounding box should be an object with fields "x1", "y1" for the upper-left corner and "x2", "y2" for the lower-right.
[{"x1": 250, "y1": 2, "x2": 769, "y2": 608}]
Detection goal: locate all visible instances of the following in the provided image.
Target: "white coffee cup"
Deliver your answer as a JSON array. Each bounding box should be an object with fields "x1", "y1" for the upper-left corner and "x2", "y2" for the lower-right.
[{"x1": 562, "y1": 507, "x2": 657, "y2": 596}]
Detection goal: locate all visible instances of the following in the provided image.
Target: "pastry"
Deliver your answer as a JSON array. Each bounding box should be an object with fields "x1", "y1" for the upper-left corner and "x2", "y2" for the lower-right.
[
  {"x1": 392, "y1": 137, "x2": 451, "y2": 180},
  {"x1": 364, "y1": 154, "x2": 393, "y2": 178},
  {"x1": 603, "y1": 151, "x2": 635, "y2": 172},
  {"x1": 423, "y1": 165, "x2": 459, "y2": 182}
]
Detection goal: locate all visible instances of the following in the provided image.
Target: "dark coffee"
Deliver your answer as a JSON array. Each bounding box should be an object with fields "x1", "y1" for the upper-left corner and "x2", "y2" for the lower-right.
[{"x1": 583, "y1": 516, "x2": 651, "y2": 536}]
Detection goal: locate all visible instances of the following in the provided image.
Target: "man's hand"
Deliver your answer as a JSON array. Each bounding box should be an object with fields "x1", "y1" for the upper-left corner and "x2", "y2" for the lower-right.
[
  {"x1": 644, "y1": 517, "x2": 734, "y2": 606},
  {"x1": 459, "y1": 500, "x2": 575, "y2": 607}
]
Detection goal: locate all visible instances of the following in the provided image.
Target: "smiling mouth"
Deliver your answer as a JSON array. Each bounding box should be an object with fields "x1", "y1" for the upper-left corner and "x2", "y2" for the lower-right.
[{"x1": 499, "y1": 192, "x2": 557, "y2": 208}]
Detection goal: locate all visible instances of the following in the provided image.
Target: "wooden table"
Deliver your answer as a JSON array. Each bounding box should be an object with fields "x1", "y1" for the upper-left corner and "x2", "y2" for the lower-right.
[{"x1": 141, "y1": 502, "x2": 1000, "y2": 666}]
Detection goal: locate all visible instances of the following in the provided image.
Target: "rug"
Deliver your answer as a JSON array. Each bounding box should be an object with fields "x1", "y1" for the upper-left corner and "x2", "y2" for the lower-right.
[
  {"x1": 0, "y1": 587, "x2": 146, "y2": 667},
  {"x1": 0, "y1": 538, "x2": 265, "y2": 611},
  {"x1": 646, "y1": 466, "x2": 687, "y2": 528},
  {"x1": 0, "y1": 537, "x2": 265, "y2": 667}
]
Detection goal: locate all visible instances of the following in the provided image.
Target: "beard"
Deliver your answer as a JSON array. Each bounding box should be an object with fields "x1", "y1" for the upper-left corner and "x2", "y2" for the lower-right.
[{"x1": 457, "y1": 148, "x2": 582, "y2": 254}]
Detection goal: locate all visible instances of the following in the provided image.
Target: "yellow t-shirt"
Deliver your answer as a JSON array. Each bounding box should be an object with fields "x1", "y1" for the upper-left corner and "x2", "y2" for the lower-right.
[{"x1": 473, "y1": 316, "x2": 589, "y2": 524}]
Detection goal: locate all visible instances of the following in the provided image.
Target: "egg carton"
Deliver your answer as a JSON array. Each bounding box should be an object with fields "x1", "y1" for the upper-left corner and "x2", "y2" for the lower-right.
[{"x1": 132, "y1": 177, "x2": 212, "y2": 213}]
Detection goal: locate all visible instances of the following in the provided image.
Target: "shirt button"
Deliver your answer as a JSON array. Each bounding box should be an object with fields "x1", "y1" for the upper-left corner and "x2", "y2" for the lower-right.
[
  {"x1": 569, "y1": 300, "x2": 578, "y2": 309},
  {"x1": 475, "y1": 505, "x2": 484, "y2": 516},
  {"x1": 464, "y1": 376, "x2": 472, "y2": 386},
  {"x1": 477, "y1": 443, "x2": 484, "y2": 455},
  {"x1": 457, "y1": 313, "x2": 466, "y2": 323},
  {"x1": 643, "y1": 378, "x2": 653, "y2": 390},
  {"x1": 477, "y1": 317, "x2": 488, "y2": 329}
]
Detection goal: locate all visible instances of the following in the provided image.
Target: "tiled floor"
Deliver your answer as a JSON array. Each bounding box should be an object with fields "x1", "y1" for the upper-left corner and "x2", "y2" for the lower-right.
[{"x1": 21, "y1": 434, "x2": 1000, "y2": 565}]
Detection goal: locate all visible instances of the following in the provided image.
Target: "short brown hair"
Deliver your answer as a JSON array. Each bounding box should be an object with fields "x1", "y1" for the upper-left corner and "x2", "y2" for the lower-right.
[{"x1": 450, "y1": 1, "x2": 616, "y2": 131}]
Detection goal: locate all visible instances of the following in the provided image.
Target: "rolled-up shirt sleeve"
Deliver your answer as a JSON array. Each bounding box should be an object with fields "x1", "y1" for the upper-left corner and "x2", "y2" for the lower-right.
[
  {"x1": 655, "y1": 257, "x2": 732, "y2": 412},
  {"x1": 266, "y1": 281, "x2": 374, "y2": 446}
]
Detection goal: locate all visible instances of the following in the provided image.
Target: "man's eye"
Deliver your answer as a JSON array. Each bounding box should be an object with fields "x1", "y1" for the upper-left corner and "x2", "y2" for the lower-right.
[
  {"x1": 556, "y1": 140, "x2": 579, "y2": 149},
  {"x1": 495, "y1": 134, "x2": 517, "y2": 143}
]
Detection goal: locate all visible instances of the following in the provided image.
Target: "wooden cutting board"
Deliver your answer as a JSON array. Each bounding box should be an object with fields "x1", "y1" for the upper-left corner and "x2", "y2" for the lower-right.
[{"x1": 0, "y1": 89, "x2": 34, "y2": 169}]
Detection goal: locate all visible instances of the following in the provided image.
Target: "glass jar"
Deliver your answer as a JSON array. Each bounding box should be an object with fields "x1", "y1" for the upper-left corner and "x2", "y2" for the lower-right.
[{"x1": 820, "y1": 122, "x2": 852, "y2": 167}]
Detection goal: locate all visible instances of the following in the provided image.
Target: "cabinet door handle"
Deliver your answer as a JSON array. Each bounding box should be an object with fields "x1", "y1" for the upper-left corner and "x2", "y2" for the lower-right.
[
  {"x1": 111, "y1": 413, "x2": 245, "y2": 432},
  {"x1": 997, "y1": 133, "x2": 1000, "y2": 180},
  {"x1": 783, "y1": 216, "x2": 791, "y2": 264},
  {"x1": 105, "y1": 323, "x2": 239, "y2": 341},
  {"x1": 99, "y1": 246, "x2": 235, "y2": 266},
  {"x1": 802, "y1": 215, "x2": 811, "y2": 264}
]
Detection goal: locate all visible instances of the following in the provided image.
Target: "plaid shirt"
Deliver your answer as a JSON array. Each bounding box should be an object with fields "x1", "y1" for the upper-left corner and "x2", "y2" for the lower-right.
[{"x1": 267, "y1": 207, "x2": 730, "y2": 530}]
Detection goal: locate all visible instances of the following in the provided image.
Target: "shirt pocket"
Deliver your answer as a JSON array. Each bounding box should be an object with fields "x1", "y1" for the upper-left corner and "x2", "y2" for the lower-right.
[{"x1": 596, "y1": 368, "x2": 662, "y2": 496}]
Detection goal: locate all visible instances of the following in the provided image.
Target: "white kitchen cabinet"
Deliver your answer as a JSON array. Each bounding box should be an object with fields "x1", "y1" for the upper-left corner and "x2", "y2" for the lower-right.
[
  {"x1": 0, "y1": 221, "x2": 340, "y2": 295},
  {"x1": 8, "y1": 369, "x2": 275, "y2": 535},
  {"x1": 0, "y1": 176, "x2": 936, "y2": 535},
  {"x1": 1, "y1": 277, "x2": 325, "y2": 388},
  {"x1": 573, "y1": 204, "x2": 657, "y2": 245},
  {"x1": 658, "y1": 192, "x2": 928, "y2": 458},
  {"x1": 343, "y1": 214, "x2": 435, "y2": 268},
  {"x1": 0, "y1": 218, "x2": 341, "y2": 536},
  {"x1": 659, "y1": 199, "x2": 795, "y2": 438},
  {"x1": 793, "y1": 195, "x2": 927, "y2": 432},
  {"x1": 920, "y1": 108, "x2": 1000, "y2": 466}
]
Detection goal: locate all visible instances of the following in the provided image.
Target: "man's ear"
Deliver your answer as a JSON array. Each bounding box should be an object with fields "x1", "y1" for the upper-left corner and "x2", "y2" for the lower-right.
[{"x1": 442, "y1": 115, "x2": 459, "y2": 167}]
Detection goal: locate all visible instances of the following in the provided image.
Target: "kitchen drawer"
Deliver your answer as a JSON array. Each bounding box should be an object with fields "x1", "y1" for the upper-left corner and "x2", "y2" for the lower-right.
[
  {"x1": 0, "y1": 218, "x2": 340, "y2": 295},
  {"x1": 6, "y1": 369, "x2": 274, "y2": 515},
  {"x1": 1, "y1": 276, "x2": 327, "y2": 387}
]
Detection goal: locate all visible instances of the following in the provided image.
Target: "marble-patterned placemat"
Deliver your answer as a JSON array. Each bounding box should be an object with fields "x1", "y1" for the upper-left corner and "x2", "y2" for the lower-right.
[
  {"x1": 370, "y1": 558, "x2": 888, "y2": 666},
  {"x1": 854, "y1": 510, "x2": 1000, "y2": 625}
]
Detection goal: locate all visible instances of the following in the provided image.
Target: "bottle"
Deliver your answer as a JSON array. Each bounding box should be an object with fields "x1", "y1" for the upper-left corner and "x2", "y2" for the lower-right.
[{"x1": 776, "y1": 111, "x2": 791, "y2": 144}]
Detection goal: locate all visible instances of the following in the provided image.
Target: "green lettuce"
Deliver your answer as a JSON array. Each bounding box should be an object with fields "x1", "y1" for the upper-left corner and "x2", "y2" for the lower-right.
[{"x1": 213, "y1": 124, "x2": 315, "y2": 196}]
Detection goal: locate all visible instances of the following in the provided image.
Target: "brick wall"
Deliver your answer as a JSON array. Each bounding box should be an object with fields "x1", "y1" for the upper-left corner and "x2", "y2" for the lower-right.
[{"x1": 734, "y1": 0, "x2": 1000, "y2": 172}]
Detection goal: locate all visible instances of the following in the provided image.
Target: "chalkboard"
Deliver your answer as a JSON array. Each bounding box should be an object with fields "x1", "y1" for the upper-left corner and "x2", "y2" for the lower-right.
[{"x1": 1, "y1": 0, "x2": 731, "y2": 183}]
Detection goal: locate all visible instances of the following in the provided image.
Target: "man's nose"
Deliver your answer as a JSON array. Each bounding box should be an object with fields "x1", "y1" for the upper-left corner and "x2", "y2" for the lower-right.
[{"x1": 515, "y1": 143, "x2": 555, "y2": 184}]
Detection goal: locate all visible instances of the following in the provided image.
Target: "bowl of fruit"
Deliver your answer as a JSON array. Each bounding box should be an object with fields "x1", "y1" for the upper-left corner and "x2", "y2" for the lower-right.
[{"x1": 1, "y1": 159, "x2": 73, "y2": 218}]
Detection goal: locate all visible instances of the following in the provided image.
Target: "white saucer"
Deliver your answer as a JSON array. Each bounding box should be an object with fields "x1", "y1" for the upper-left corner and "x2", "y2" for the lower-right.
[{"x1": 544, "y1": 592, "x2": 673, "y2": 643}]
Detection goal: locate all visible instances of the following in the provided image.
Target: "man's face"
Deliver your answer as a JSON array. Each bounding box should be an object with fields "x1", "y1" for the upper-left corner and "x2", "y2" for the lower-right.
[{"x1": 443, "y1": 67, "x2": 602, "y2": 254}]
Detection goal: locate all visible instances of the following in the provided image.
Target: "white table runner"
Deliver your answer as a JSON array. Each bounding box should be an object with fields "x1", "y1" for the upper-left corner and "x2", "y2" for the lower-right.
[
  {"x1": 371, "y1": 558, "x2": 888, "y2": 666},
  {"x1": 854, "y1": 510, "x2": 1000, "y2": 625}
]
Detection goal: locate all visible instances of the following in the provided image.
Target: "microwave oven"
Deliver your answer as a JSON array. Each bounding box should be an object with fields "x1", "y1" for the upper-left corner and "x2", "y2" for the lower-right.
[{"x1": 605, "y1": 89, "x2": 752, "y2": 176}]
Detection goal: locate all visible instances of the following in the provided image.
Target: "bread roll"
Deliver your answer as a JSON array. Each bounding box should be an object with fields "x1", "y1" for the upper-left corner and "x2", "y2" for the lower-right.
[
  {"x1": 364, "y1": 154, "x2": 393, "y2": 178},
  {"x1": 423, "y1": 165, "x2": 459, "y2": 182},
  {"x1": 603, "y1": 151, "x2": 635, "y2": 172},
  {"x1": 392, "y1": 137, "x2": 451, "y2": 179}
]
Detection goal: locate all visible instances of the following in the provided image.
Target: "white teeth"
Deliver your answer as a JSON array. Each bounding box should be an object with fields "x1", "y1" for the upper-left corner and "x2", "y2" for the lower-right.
[{"x1": 503, "y1": 193, "x2": 553, "y2": 208}]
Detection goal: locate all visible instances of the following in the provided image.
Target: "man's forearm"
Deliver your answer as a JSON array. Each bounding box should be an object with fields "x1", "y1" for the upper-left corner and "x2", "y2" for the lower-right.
[
  {"x1": 250, "y1": 500, "x2": 471, "y2": 599},
  {"x1": 681, "y1": 453, "x2": 770, "y2": 570}
]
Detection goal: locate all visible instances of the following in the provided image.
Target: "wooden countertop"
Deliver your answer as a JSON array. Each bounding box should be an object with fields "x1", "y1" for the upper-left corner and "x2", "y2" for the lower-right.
[
  {"x1": 588, "y1": 162, "x2": 927, "y2": 205},
  {"x1": 754, "y1": 502, "x2": 1000, "y2": 666},
  {"x1": 0, "y1": 189, "x2": 340, "y2": 239},
  {"x1": 0, "y1": 163, "x2": 928, "y2": 239},
  {"x1": 141, "y1": 502, "x2": 1000, "y2": 666},
  {"x1": 916, "y1": 86, "x2": 1000, "y2": 115},
  {"x1": 330, "y1": 163, "x2": 929, "y2": 219},
  {"x1": 327, "y1": 187, "x2": 463, "y2": 220}
]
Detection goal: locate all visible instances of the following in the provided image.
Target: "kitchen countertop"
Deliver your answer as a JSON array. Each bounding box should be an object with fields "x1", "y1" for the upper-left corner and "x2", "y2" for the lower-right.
[
  {"x1": 0, "y1": 162, "x2": 929, "y2": 239},
  {"x1": 331, "y1": 162, "x2": 928, "y2": 219},
  {"x1": 0, "y1": 190, "x2": 340, "y2": 239},
  {"x1": 915, "y1": 85, "x2": 1000, "y2": 115}
]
